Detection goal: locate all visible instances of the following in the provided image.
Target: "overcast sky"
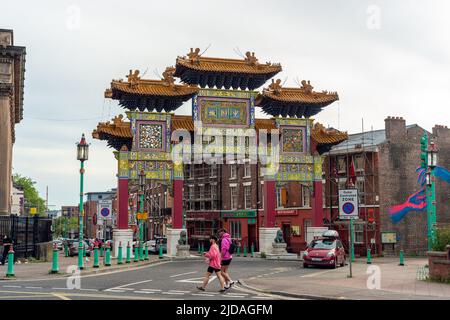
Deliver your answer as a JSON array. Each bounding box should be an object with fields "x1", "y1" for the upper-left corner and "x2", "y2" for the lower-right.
[{"x1": 4, "y1": 0, "x2": 450, "y2": 208}]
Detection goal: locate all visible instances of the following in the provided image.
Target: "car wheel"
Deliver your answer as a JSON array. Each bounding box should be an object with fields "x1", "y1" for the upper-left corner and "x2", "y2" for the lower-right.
[{"x1": 303, "y1": 263, "x2": 309, "y2": 268}]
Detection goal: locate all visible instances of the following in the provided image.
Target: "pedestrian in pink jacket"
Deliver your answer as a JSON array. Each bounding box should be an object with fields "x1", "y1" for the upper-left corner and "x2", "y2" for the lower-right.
[
  {"x1": 197, "y1": 235, "x2": 226, "y2": 292},
  {"x1": 218, "y1": 228, "x2": 235, "y2": 289}
]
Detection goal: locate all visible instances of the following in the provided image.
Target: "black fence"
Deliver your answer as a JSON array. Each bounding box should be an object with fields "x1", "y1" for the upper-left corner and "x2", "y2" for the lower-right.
[{"x1": 0, "y1": 215, "x2": 52, "y2": 259}]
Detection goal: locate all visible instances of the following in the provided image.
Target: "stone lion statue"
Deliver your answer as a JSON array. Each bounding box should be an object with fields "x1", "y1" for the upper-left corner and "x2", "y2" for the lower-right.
[
  {"x1": 274, "y1": 229, "x2": 285, "y2": 243},
  {"x1": 178, "y1": 230, "x2": 187, "y2": 245}
]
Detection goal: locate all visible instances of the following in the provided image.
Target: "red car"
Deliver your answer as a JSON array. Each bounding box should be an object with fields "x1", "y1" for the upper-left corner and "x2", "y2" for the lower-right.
[{"x1": 303, "y1": 231, "x2": 346, "y2": 269}]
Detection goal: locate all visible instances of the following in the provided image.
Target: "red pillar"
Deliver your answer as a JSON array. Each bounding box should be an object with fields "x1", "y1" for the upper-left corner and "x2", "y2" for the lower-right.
[
  {"x1": 263, "y1": 180, "x2": 276, "y2": 228},
  {"x1": 118, "y1": 178, "x2": 129, "y2": 229},
  {"x1": 313, "y1": 180, "x2": 324, "y2": 227},
  {"x1": 172, "y1": 179, "x2": 183, "y2": 229}
]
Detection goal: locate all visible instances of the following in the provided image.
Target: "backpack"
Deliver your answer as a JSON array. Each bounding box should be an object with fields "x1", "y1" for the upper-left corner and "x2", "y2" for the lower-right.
[{"x1": 219, "y1": 238, "x2": 236, "y2": 255}]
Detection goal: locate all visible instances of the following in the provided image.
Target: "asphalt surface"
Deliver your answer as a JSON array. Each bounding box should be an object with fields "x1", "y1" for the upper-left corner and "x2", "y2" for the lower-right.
[{"x1": 0, "y1": 259, "x2": 315, "y2": 300}]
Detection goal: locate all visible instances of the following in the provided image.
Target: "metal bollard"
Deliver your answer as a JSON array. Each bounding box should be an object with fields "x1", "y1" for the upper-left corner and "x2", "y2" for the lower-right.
[
  {"x1": 144, "y1": 243, "x2": 149, "y2": 261},
  {"x1": 367, "y1": 248, "x2": 372, "y2": 264},
  {"x1": 51, "y1": 243, "x2": 59, "y2": 274},
  {"x1": 243, "y1": 244, "x2": 247, "y2": 257},
  {"x1": 134, "y1": 243, "x2": 139, "y2": 262},
  {"x1": 117, "y1": 242, "x2": 123, "y2": 265},
  {"x1": 251, "y1": 243, "x2": 254, "y2": 258},
  {"x1": 6, "y1": 245, "x2": 15, "y2": 278},
  {"x1": 237, "y1": 245, "x2": 241, "y2": 257},
  {"x1": 197, "y1": 243, "x2": 201, "y2": 254},
  {"x1": 64, "y1": 242, "x2": 69, "y2": 257},
  {"x1": 399, "y1": 250, "x2": 405, "y2": 266},
  {"x1": 105, "y1": 244, "x2": 111, "y2": 266},
  {"x1": 158, "y1": 244, "x2": 163, "y2": 259},
  {"x1": 126, "y1": 242, "x2": 131, "y2": 263},
  {"x1": 93, "y1": 244, "x2": 99, "y2": 268},
  {"x1": 139, "y1": 242, "x2": 144, "y2": 261}
]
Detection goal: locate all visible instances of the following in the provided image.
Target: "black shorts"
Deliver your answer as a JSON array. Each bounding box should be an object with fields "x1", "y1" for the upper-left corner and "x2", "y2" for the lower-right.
[
  {"x1": 207, "y1": 266, "x2": 221, "y2": 273},
  {"x1": 221, "y1": 259, "x2": 232, "y2": 266}
]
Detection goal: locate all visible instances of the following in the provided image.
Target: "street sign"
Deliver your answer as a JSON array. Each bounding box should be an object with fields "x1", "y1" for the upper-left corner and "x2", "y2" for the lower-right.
[
  {"x1": 137, "y1": 212, "x2": 148, "y2": 220},
  {"x1": 30, "y1": 207, "x2": 37, "y2": 215},
  {"x1": 338, "y1": 189, "x2": 359, "y2": 220},
  {"x1": 98, "y1": 200, "x2": 112, "y2": 220}
]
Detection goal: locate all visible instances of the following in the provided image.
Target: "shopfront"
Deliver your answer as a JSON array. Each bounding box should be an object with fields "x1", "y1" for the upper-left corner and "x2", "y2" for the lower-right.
[
  {"x1": 275, "y1": 208, "x2": 313, "y2": 254},
  {"x1": 221, "y1": 210, "x2": 258, "y2": 250}
]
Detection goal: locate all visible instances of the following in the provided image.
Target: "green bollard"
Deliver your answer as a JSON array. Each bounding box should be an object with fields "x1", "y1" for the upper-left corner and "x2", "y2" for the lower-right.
[
  {"x1": 51, "y1": 243, "x2": 59, "y2": 274},
  {"x1": 117, "y1": 242, "x2": 123, "y2": 265},
  {"x1": 134, "y1": 243, "x2": 139, "y2": 262},
  {"x1": 139, "y1": 242, "x2": 144, "y2": 261},
  {"x1": 251, "y1": 243, "x2": 254, "y2": 258},
  {"x1": 367, "y1": 248, "x2": 372, "y2": 264},
  {"x1": 237, "y1": 245, "x2": 241, "y2": 257},
  {"x1": 243, "y1": 244, "x2": 247, "y2": 257},
  {"x1": 6, "y1": 246, "x2": 15, "y2": 278},
  {"x1": 197, "y1": 243, "x2": 201, "y2": 254},
  {"x1": 64, "y1": 242, "x2": 69, "y2": 257},
  {"x1": 105, "y1": 244, "x2": 111, "y2": 266},
  {"x1": 158, "y1": 244, "x2": 163, "y2": 259},
  {"x1": 399, "y1": 250, "x2": 405, "y2": 266},
  {"x1": 126, "y1": 242, "x2": 131, "y2": 264},
  {"x1": 144, "y1": 243, "x2": 149, "y2": 261},
  {"x1": 93, "y1": 245, "x2": 99, "y2": 268},
  {"x1": 202, "y1": 243, "x2": 205, "y2": 254}
]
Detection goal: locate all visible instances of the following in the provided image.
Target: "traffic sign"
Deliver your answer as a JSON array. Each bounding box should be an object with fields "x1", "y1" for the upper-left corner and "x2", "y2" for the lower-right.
[
  {"x1": 137, "y1": 212, "x2": 148, "y2": 220},
  {"x1": 339, "y1": 189, "x2": 359, "y2": 220},
  {"x1": 98, "y1": 200, "x2": 112, "y2": 220}
]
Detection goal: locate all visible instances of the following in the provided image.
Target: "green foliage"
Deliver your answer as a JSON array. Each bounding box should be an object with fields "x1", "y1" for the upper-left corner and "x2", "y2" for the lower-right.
[
  {"x1": 431, "y1": 227, "x2": 450, "y2": 251},
  {"x1": 53, "y1": 216, "x2": 78, "y2": 237},
  {"x1": 12, "y1": 173, "x2": 47, "y2": 217}
]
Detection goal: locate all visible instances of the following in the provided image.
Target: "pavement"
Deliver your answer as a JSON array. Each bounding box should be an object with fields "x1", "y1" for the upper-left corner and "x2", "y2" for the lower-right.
[
  {"x1": 0, "y1": 254, "x2": 307, "y2": 300},
  {"x1": 240, "y1": 257, "x2": 450, "y2": 300}
]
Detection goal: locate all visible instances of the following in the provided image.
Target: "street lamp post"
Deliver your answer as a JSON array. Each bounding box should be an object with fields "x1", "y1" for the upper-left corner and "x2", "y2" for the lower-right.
[
  {"x1": 426, "y1": 141, "x2": 438, "y2": 251},
  {"x1": 76, "y1": 134, "x2": 89, "y2": 270},
  {"x1": 138, "y1": 170, "x2": 146, "y2": 261}
]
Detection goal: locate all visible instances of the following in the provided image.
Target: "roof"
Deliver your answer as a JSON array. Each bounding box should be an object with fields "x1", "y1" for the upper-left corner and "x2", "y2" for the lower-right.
[
  {"x1": 311, "y1": 123, "x2": 348, "y2": 145},
  {"x1": 105, "y1": 68, "x2": 199, "y2": 112},
  {"x1": 92, "y1": 115, "x2": 133, "y2": 151},
  {"x1": 255, "y1": 79, "x2": 339, "y2": 117},
  {"x1": 174, "y1": 48, "x2": 282, "y2": 90},
  {"x1": 329, "y1": 124, "x2": 418, "y2": 153}
]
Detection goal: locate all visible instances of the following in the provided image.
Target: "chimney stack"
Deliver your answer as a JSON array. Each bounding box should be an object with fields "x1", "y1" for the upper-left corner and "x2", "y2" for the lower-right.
[{"x1": 385, "y1": 116, "x2": 406, "y2": 142}]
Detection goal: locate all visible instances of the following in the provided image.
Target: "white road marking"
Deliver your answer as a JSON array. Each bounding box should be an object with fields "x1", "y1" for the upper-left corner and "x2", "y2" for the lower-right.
[
  {"x1": 52, "y1": 288, "x2": 69, "y2": 290},
  {"x1": 134, "y1": 291, "x2": 155, "y2": 294},
  {"x1": 177, "y1": 276, "x2": 216, "y2": 284},
  {"x1": 80, "y1": 288, "x2": 99, "y2": 292},
  {"x1": 162, "y1": 291, "x2": 185, "y2": 295},
  {"x1": 253, "y1": 296, "x2": 272, "y2": 299},
  {"x1": 3, "y1": 285, "x2": 21, "y2": 288},
  {"x1": 115, "y1": 279, "x2": 153, "y2": 288},
  {"x1": 104, "y1": 289, "x2": 125, "y2": 293},
  {"x1": 169, "y1": 271, "x2": 197, "y2": 278},
  {"x1": 25, "y1": 287, "x2": 42, "y2": 289},
  {"x1": 140, "y1": 288, "x2": 162, "y2": 292},
  {"x1": 226, "y1": 292, "x2": 248, "y2": 296},
  {"x1": 168, "y1": 290, "x2": 191, "y2": 293},
  {"x1": 223, "y1": 295, "x2": 248, "y2": 298},
  {"x1": 192, "y1": 293, "x2": 214, "y2": 297}
]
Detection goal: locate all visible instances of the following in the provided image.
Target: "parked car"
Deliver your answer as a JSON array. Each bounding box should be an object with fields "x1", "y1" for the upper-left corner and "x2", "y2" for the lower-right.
[
  {"x1": 303, "y1": 230, "x2": 346, "y2": 269},
  {"x1": 53, "y1": 240, "x2": 63, "y2": 250},
  {"x1": 146, "y1": 237, "x2": 167, "y2": 254},
  {"x1": 69, "y1": 240, "x2": 92, "y2": 257}
]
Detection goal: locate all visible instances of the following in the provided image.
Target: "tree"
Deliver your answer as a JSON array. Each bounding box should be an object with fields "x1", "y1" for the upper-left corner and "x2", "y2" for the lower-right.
[
  {"x1": 12, "y1": 173, "x2": 47, "y2": 217},
  {"x1": 53, "y1": 216, "x2": 78, "y2": 237}
]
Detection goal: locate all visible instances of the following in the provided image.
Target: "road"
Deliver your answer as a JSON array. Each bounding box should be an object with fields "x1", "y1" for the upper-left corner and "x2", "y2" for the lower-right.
[{"x1": 0, "y1": 259, "x2": 316, "y2": 300}]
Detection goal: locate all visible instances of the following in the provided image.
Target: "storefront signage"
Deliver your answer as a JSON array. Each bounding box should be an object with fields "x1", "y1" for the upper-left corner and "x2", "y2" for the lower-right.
[
  {"x1": 276, "y1": 209, "x2": 297, "y2": 216},
  {"x1": 221, "y1": 210, "x2": 256, "y2": 218},
  {"x1": 248, "y1": 218, "x2": 257, "y2": 224}
]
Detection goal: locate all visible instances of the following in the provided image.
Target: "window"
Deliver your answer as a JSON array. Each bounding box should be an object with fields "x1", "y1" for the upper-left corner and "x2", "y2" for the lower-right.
[
  {"x1": 353, "y1": 154, "x2": 364, "y2": 171},
  {"x1": 244, "y1": 161, "x2": 251, "y2": 178},
  {"x1": 354, "y1": 224, "x2": 364, "y2": 244},
  {"x1": 230, "y1": 186, "x2": 238, "y2": 210},
  {"x1": 189, "y1": 165, "x2": 194, "y2": 179},
  {"x1": 210, "y1": 163, "x2": 217, "y2": 177},
  {"x1": 189, "y1": 186, "x2": 195, "y2": 200},
  {"x1": 337, "y1": 157, "x2": 346, "y2": 173},
  {"x1": 164, "y1": 192, "x2": 168, "y2": 208},
  {"x1": 230, "y1": 220, "x2": 241, "y2": 239},
  {"x1": 301, "y1": 185, "x2": 311, "y2": 208},
  {"x1": 244, "y1": 186, "x2": 252, "y2": 209},
  {"x1": 338, "y1": 179, "x2": 347, "y2": 191},
  {"x1": 211, "y1": 184, "x2": 217, "y2": 199},
  {"x1": 304, "y1": 219, "x2": 312, "y2": 242},
  {"x1": 357, "y1": 179, "x2": 365, "y2": 204},
  {"x1": 276, "y1": 186, "x2": 287, "y2": 208},
  {"x1": 230, "y1": 164, "x2": 237, "y2": 179}
]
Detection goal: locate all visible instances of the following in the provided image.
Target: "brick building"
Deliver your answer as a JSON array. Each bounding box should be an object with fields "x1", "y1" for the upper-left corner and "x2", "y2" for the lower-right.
[{"x1": 323, "y1": 116, "x2": 450, "y2": 256}]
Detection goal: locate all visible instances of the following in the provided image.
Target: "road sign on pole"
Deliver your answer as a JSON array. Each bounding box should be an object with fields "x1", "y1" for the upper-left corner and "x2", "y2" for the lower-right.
[
  {"x1": 98, "y1": 200, "x2": 112, "y2": 221},
  {"x1": 339, "y1": 189, "x2": 359, "y2": 220}
]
